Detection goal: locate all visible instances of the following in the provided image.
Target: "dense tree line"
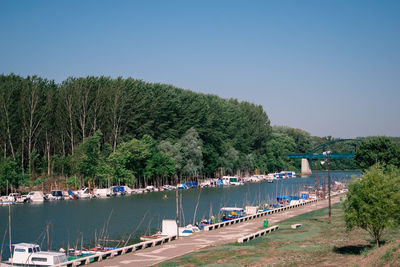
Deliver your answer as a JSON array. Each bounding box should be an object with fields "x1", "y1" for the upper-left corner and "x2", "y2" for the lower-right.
[
  {"x1": 0, "y1": 74, "x2": 386, "y2": 192},
  {"x1": 0, "y1": 74, "x2": 274, "y2": 191}
]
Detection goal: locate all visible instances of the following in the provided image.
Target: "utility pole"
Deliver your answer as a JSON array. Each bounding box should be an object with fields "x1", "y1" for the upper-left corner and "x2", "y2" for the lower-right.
[
  {"x1": 314, "y1": 161, "x2": 319, "y2": 198},
  {"x1": 323, "y1": 151, "x2": 332, "y2": 224},
  {"x1": 328, "y1": 155, "x2": 331, "y2": 224}
]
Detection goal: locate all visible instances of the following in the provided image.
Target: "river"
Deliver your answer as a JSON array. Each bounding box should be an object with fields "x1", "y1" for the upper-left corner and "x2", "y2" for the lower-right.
[{"x1": 0, "y1": 171, "x2": 359, "y2": 257}]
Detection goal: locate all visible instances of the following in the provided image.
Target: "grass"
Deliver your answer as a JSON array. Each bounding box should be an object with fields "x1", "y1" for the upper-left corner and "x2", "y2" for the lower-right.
[{"x1": 156, "y1": 203, "x2": 400, "y2": 267}]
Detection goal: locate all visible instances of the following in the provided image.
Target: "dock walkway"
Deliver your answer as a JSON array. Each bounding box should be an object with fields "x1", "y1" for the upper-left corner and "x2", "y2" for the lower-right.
[{"x1": 89, "y1": 194, "x2": 344, "y2": 267}]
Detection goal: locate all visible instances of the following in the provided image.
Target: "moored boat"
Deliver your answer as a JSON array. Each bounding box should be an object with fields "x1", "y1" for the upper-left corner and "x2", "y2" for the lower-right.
[
  {"x1": 220, "y1": 207, "x2": 246, "y2": 221},
  {"x1": 221, "y1": 176, "x2": 243, "y2": 186},
  {"x1": 26, "y1": 191, "x2": 45, "y2": 203},
  {"x1": 140, "y1": 234, "x2": 164, "y2": 241},
  {"x1": 1, "y1": 243, "x2": 67, "y2": 266},
  {"x1": 45, "y1": 190, "x2": 64, "y2": 201}
]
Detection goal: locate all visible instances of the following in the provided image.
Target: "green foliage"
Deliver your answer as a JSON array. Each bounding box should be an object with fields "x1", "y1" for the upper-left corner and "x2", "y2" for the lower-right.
[
  {"x1": 0, "y1": 73, "x2": 376, "y2": 189},
  {"x1": 264, "y1": 132, "x2": 297, "y2": 172},
  {"x1": 273, "y1": 126, "x2": 312, "y2": 153},
  {"x1": 219, "y1": 146, "x2": 239, "y2": 175},
  {"x1": 74, "y1": 130, "x2": 102, "y2": 180},
  {"x1": 145, "y1": 150, "x2": 176, "y2": 183},
  {"x1": 0, "y1": 158, "x2": 26, "y2": 191},
  {"x1": 201, "y1": 144, "x2": 219, "y2": 175},
  {"x1": 355, "y1": 137, "x2": 400, "y2": 170},
  {"x1": 344, "y1": 164, "x2": 400, "y2": 245},
  {"x1": 180, "y1": 128, "x2": 203, "y2": 178},
  {"x1": 107, "y1": 135, "x2": 154, "y2": 185},
  {"x1": 66, "y1": 176, "x2": 77, "y2": 189},
  {"x1": 33, "y1": 177, "x2": 47, "y2": 186}
]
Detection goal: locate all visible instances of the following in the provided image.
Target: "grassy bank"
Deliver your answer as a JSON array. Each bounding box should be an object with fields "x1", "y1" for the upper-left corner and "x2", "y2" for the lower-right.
[{"x1": 158, "y1": 203, "x2": 400, "y2": 266}]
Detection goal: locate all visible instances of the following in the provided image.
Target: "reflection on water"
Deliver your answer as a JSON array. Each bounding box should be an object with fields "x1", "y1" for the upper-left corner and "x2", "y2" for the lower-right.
[{"x1": 0, "y1": 171, "x2": 359, "y2": 255}]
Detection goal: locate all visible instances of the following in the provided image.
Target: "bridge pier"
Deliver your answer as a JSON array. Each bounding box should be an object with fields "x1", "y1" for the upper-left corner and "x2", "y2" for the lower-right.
[{"x1": 301, "y1": 158, "x2": 312, "y2": 177}]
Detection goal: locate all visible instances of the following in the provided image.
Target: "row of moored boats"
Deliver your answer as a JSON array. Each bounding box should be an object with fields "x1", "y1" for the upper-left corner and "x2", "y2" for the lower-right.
[{"x1": 0, "y1": 172, "x2": 296, "y2": 205}]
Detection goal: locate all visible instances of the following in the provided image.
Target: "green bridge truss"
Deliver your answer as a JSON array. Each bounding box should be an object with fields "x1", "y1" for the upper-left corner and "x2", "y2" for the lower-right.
[{"x1": 287, "y1": 139, "x2": 357, "y2": 160}]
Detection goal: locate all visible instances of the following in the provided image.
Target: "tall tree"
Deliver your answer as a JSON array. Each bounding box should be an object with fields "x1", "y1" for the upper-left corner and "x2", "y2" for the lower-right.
[
  {"x1": 180, "y1": 128, "x2": 203, "y2": 179},
  {"x1": 75, "y1": 130, "x2": 102, "y2": 182},
  {"x1": 20, "y1": 76, "x2": 47, "y2": 178},
  {"x1": 60, "y1": 78, "x2": 77, "y2": 155},
  {"x1": 75, "y1": 78, "x2": 90, "y2": 141},
  {"x1": 344, "y1": 164, "x2": 400, "y2": 246},
  {"x1": 109, "y1": 77, "x2": 126, "y2": 152},
  {"x1": 0, "y1": 74, "x2": 20, "y2": 160}
]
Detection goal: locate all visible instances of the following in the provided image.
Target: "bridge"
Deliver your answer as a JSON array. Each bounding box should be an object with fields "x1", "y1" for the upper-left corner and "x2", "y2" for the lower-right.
[{"x1": 287, "y1": 139, "x2": 357, "y2": 176}]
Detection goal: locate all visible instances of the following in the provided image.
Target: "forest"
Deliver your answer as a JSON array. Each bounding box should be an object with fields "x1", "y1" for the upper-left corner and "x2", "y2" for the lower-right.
[{"x1": 0, "y1": 74, "x2": 364, "y2": 191}]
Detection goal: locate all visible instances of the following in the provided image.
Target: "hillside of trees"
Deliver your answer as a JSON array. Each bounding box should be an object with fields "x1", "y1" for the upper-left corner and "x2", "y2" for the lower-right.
[{"x1": 0, "y1": 74, "x2": 363, "y2": 192}]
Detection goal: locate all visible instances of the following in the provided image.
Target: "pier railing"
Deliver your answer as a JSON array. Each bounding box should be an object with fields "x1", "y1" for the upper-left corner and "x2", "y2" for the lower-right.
[
  {"x1": 203, "y1": 198, "x2": 319, "y2": 231},
  {"x1": 237, "y1": 225, "x2": 279, "y2": 243},
  {"x1": 54, "y1": 235, "x2": 177, "y2": 267}
]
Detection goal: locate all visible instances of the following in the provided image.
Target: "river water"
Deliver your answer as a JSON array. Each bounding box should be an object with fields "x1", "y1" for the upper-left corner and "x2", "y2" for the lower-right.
[{"x1": 0, "y1": 171, "x2": 359, "y2": 256}]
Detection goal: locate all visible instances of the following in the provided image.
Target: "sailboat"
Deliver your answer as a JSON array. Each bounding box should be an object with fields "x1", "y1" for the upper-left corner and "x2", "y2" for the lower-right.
[{"x1": 1, "y1": 205, "x2": 68, "y2": 267}]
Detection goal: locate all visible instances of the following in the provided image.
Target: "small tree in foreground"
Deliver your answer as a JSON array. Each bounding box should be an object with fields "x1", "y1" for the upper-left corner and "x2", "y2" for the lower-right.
[{"x1": 343, "y1": 164, "x2": 400, "y2": 246}]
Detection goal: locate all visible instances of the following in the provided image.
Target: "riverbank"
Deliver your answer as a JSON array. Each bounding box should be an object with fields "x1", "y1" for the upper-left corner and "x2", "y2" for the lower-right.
[
  {"x1": 0, "y1": 172, "x2": 358, "y2": 254},
  {"x1": 158, "y1": 203, "x2": 400, "y2": 266}
]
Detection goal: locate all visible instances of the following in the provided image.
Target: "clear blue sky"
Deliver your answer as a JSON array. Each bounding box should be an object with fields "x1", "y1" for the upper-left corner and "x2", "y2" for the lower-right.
[{"x1": 1, "y1": 0, "x2": 399, "y2": 138}]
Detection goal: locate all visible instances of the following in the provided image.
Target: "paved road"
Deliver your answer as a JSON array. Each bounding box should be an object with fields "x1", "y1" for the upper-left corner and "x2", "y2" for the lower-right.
[{"x1": 92, "y1": 194, "x2": 344, "y2": 267}]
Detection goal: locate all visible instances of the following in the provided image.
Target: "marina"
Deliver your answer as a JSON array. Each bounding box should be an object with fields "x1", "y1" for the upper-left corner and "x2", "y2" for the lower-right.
[
  {"x1": 61, "y1": 193, "x2": 345, "y2": 267},
  {"x1": 0, "y1": 171, "x2": 357, "y2": 263}
]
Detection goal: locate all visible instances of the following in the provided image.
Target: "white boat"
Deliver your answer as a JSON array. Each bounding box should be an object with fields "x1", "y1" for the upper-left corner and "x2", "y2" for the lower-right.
[
  {"x1": 280, "y1": 171, "x2": 296, "y2": 179},
  {"x1": 162, "y1": 185, "x2": 176, "y2": 190},
  {"x1": 9, "y1": 193, "x2": 27, "y2": 203},
  {"x1": 122, "y1": 185, "x2": 133, "y2": 194},
  {"x1": 131, "y1": 188, "x2": 144, "y2": 194},
  {"x1": 26, "y1": 191, "x2": 45, "y2": 203},
  {"x1": 75, "y1": 188, "x2": 94, "y2": 199},
  {"x1": 0, "y1": 196, "x2": 15, "y2": 205},
  {"x1": 0, "y1": 193, "x2": 27, "y2": 205},
  {"x1": 178, "y1": 224, "x2": 200, "y2": 237},
  {"x1": 45, "y1": 190, "x2": 64, "y2": 201},
  {"x1": 140, "y1": 233, "x2": 164, "y2": 241},
  {"x1": 176, "y1": 183, "x2": 185, "y2": 189},
  {"x1": 1, "y1": 243, "x2": 67, "y2": 266},
  {"x1": 145, "y1": 185, "x2": 155, "y2": 192},
  {"x1": 94, "y1": 188, "x2": 113, "y2": 198},
  {"x1": 222, "y1": 176, "x2": 243, "y2": 186}
]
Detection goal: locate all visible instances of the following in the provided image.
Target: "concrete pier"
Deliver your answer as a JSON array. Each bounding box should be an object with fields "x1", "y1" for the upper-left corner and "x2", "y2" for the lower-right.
[{"x1": 301, "y1": 158, "x2": 312, "y2": 176}]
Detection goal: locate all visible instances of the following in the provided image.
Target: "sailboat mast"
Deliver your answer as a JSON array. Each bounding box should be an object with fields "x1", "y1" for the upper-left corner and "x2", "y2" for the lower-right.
[
  {"x1": 8, "y1": 205, "x2": 12, "y2": 265},
  {"x1": 175, "y1": 189, "x2": 179, "y2": 239}
]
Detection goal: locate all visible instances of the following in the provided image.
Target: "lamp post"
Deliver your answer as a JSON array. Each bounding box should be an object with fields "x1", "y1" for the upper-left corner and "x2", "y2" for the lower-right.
[
  {"x1": 323, "y1": 151, "x2": 332, "y2": 224},
  {"x1": 314, "y1": 161, "x2": 319, "y2": 198},
  {"x1": 320, "y1": 161, "x2": 325, "y2": 199}
]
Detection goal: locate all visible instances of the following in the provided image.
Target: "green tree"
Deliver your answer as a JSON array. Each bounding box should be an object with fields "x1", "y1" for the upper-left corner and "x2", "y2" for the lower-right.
[
  {"x1": 75, "y1": 131, "x2": 102, "y2": 182},
  {"x1": 355, "y1": 137, "x2": 400, "y2": 170},
  {"x1": 180, "y1": 128, "x2": 203, "y2": 179},
  {"x1": 219, "y1": 146, "x2": 239, "y2": 175},
  {"x1": 240, "y1": 153, "x2": 255, "y2": 175},
  {"x1": 145, "y1": 150, "x2": 175, "y2": 186},
  {"x1": 108, "y1": 136, "x2": 153, "y2": 186},
  {"x1": 343, "y1": 164, "x2": 400, "y2": 246},
  {"x1": 158, "y1": 140, "x2": 182, "y2": 181},
  {"x1": 0, "y1": 158, "x2": 26, "y2": 192},
  {"x1": 265, "y1": 132, "x2": 296, "y2": 172}
]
